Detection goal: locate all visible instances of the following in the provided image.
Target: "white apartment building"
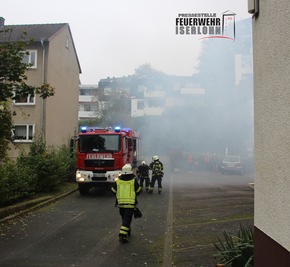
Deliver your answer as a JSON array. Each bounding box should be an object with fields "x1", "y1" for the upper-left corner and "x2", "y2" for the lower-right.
[
  {"x1": 131, "y1": 87, "x2": 166, "y2": 117},
  {"x1": 78, "y1": 85, "x2": 102, "y2": 120}
]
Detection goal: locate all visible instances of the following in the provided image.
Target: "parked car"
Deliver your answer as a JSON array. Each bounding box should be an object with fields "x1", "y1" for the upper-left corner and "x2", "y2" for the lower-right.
[{"x1": 221, "y1": 155, "x2": 243, "y2": 175}]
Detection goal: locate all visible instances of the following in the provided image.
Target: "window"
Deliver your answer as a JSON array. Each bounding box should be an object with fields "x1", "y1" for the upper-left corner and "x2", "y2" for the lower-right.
[
  {"x1": 65, "y1": 37, "x2": 69, "y2": 48},
  {"x1": 137, "y1": 100, "x2": 144, "y2": 109},
  {"x1": 14, "y1": 94, "x2": 35, "y2": 105},
  {"x1": 84, "y1": 104, "x2": 91, "y2": 111},
  {"x1": 22, "y1": 50, "x2": 37, "y2": 68},
  {"x1": 13, "y1": 124, "x2": 34, "y2": 142},
  {"x1": 148, "y1": 99, "x2": 165, "y2": 107},
  {"x1": 79, "y1": 134, "x2": 120, "y2": 152},
  {"x1": 123, "y1": 137, "x2": 127, "y2": 151}
]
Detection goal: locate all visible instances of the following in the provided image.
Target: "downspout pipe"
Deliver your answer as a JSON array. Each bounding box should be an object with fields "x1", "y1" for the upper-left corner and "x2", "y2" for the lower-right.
[{"x1": 40, "y1": 39, "x2": 45, "y2": 138}]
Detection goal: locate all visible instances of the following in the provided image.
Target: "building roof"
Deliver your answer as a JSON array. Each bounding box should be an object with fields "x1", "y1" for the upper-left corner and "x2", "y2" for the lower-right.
[
  {"x1": 0, "y1": 22, "x2": 82, "y2": 73},
  {"x1": 0, "y1": 23, "x2": 68, "y2": 42}
]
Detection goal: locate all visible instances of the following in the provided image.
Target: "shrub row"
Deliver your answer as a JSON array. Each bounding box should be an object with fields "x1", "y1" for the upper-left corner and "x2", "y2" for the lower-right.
[{"x1": 0, "y1": 138, "x2": 76, "y2": 207}]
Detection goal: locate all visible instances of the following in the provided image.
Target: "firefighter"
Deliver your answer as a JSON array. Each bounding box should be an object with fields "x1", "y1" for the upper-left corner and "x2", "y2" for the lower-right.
[
  {"x1": 148, "y1": 155, "x2": 164, "y2": 194},
  {"x1": 136, "y1": 161, "x2": 150, "y2": 192},
  {"x1": 111, "y1": 164, "x2": 142, "y2": 243}
]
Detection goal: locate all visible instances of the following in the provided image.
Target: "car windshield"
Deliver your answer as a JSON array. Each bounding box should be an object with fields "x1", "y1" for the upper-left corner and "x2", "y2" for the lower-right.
[
  {"x1": 79, "y1": 134, "x2": 120, "y2": 153},
  {"x1": 224, "y1": 156, "x2": 240, "y2": 162}
]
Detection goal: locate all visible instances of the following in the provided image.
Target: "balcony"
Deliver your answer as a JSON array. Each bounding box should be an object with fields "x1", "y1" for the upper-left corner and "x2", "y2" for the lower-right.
[
  {"x1": 79, "y1": 95, "x2": 97, "y2": 102},
  {"x1": 78, "y1": 111, "x2": 99, "y2": 119}
]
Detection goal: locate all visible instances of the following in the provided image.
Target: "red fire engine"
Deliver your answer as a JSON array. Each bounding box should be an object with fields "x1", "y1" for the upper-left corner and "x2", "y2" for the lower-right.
[{"x1": 71, "y1": 126, "x2": 141, "y2": 195}]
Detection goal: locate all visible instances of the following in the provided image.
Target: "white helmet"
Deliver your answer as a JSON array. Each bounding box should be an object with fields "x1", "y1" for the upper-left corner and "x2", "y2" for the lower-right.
[
  {"x1": 141, "y1": 161, "x2": 146, "y2": 165},
  {"x1": 153, "y1": 155, "x2": 159, "y2": 161},
  {"x1": 121, "y1": 164, "x2": 133, "y2": 175}
]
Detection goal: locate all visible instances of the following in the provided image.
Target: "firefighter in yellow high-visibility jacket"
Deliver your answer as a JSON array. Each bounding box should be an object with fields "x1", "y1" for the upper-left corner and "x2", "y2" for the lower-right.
[
  {"x1": 149, "y1": 155, "x2": 164, "y2": 194},
  {"x1": 111, "y1": 164, "x2": 142, "y2": 243}
]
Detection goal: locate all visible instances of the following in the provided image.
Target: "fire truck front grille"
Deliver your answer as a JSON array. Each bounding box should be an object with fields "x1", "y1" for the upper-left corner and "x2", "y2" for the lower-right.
[{"x1": 84, "y1": 159, "x2": 114, "y2": 168}]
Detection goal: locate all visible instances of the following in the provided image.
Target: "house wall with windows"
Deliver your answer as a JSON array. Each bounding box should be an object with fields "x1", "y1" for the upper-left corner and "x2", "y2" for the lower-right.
[
  {"x1": 4, "y1": 23, "x2": 81, "y2": 159},
  {"x1": 131, "y1": 88, "x2": 166, "y2": 117},
  {"x1": 10, "y1": 45, "x2": 43, "y2": 156}
]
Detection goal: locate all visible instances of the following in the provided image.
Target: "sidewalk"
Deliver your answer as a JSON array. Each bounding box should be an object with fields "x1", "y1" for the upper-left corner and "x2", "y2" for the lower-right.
[{"x1": 0, "y1": 184, "x2": 77, "y2": 223}]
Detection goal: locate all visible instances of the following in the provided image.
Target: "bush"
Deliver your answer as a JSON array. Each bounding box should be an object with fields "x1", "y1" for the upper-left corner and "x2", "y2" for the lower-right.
[
  {"x1": 0, "y1": 161, "x2": 36, "y2": 206},
  {"x1": 18, "y1": 137, "x2": 76, "y2": 192},
  {"x1": 33, "y1": 154, "x2": 61, "y2": 192},
  {"x1": 214, "y1": 223, "x2": 254, "y2": 267},
  {"x1": 53, "y1": 144, "x2": 76, "y2": 183},
  {"x1": 0, "y1": 137, "x2": 76, "y2": 206}
]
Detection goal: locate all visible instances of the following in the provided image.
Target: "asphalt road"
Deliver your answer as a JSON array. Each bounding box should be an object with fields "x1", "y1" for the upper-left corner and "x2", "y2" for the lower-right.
[{"x1": 0, "y1": 170, "x2": 254, "y2": 267}]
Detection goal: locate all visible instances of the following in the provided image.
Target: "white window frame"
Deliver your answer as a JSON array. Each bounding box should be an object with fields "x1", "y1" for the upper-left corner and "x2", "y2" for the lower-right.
[
  {"x1": 13, "y1": 93, "x2": 36, "y2": 105},
  {"x1": 13, "y1": 124, "x2": 35, "y2": 142},
  {"x1": 22, "y1": 50, "x2": 37, "y2": 69},
  {"x1": 65, "y1": 37, "x2": 69, "y2": 48}
]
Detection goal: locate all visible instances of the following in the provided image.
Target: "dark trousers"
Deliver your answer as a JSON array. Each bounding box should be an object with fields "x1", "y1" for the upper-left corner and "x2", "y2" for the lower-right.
[
  {"x1": 119, "y1": 208, "x2": 134, "y2": 236},
  {"x1": 150, "y1": 175, "x2": 162, "y2": 191},
  {"x1": 139, "y1": 177, "x2": 150, "y2": 188}
]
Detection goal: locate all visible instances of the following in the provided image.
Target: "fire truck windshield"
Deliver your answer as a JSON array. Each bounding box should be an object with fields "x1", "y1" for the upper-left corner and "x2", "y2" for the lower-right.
[{"x1": 79, "y1": 134, "x2": 120, "y2": 153}]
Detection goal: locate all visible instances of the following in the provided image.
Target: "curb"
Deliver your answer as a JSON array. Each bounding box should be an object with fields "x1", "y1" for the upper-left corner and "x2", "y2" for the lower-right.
[
  {"x1": 0, "y1": 188, "x2": 78, "y2": 223},
  {"x1": 248, "y1": 183, "x2": 254, "y2": 190}
]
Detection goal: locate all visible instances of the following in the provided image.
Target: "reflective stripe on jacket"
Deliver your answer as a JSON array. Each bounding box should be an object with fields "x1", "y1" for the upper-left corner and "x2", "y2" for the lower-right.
[{"x1": 150, "y1": 161, "x2": 164, "y2": 176}]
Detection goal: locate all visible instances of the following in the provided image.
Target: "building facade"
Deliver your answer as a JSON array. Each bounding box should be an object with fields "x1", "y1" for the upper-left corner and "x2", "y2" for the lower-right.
[
  {"x1": 0, "y1": 19, "x2": 81, "y2": 158},
  {"x1": 78, "y1": 85, "x2": 100, "y2": 120},
  {"x1": 251, "y1": 2, "x2": 290, "y2": 265}
]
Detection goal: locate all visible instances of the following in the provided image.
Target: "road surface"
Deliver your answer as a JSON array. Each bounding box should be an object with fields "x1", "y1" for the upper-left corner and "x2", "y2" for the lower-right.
[{"x1": 0, "y1": 169, "x2": 254, "y2": 267}]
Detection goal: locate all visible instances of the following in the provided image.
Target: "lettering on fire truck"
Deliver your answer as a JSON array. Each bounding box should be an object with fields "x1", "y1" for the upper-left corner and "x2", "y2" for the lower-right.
[{"x1": 86, "y1": 154, "x2": 112, "y2": 159}]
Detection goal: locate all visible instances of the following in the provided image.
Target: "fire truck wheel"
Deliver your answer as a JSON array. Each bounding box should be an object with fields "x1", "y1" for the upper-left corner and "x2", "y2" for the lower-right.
[{"x1": 78, "y1": 184, "x2": 90, "y2": 195}]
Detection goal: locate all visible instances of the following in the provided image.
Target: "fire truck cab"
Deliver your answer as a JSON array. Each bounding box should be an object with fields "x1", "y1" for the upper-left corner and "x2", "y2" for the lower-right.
[{"x1": 72, "y1": 126, "x2": 141, "y2": 195}]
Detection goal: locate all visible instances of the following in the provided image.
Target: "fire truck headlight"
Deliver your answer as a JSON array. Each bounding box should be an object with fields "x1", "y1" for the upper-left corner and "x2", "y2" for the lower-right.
[{"x1": 76, "y1": 172, "x2": 85, "y2": 182}]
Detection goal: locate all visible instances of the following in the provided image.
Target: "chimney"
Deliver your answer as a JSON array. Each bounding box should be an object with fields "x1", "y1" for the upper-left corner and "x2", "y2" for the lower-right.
[{"x1": 0, "y1": 17, "x2": 5, "y2": 27}]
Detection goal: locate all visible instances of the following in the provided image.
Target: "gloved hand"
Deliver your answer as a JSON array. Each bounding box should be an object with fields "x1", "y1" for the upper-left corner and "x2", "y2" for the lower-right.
[{"x1": 134, "y1": 208, "x2": 142, "y2": 219}]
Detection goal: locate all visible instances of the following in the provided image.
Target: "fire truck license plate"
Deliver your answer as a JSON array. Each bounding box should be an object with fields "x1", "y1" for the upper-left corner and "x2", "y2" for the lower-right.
[{"x1": 93, "y1": 173, "x2": 105, "y2": 177}]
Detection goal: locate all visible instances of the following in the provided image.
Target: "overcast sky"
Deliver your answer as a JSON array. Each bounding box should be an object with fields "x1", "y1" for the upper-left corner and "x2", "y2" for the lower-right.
[{"x1": 2, "y1": 0, "x2": 251, "y2": 84}]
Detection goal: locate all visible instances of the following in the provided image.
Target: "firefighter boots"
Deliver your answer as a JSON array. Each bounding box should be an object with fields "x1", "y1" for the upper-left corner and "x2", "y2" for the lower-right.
[{"x1": 119, "y1": 234, "x2": 129, "y2": 243}]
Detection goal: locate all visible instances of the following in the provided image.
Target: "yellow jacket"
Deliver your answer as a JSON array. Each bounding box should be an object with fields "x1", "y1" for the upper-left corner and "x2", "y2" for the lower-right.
[{"x1": 111, "y1": 174, "x2": 142, "y2": 208}]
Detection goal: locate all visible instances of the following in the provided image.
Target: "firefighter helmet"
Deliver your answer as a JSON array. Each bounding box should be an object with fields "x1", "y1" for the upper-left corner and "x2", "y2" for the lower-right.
[
  {"x1": 141, "y1": 161, "x2": 146, "y2": 165},
  {"x1": 121, "y1": 164, "x2": 133, "y2": 175},
  {"x1": 153, "y1": 155, "x2": 159, "y2": 161}
]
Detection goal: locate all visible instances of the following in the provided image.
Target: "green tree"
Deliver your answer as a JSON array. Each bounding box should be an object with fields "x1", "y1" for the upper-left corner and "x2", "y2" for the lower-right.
[
  {"x1": 0, "y1": 102, "x2": 13, "y2": 159},
  {"x1": 134, "y1": 63, "x2": 164, "y2": 79},
  {"x1": 0, "y1": 28, "x2": 55, "y2": 159}
]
